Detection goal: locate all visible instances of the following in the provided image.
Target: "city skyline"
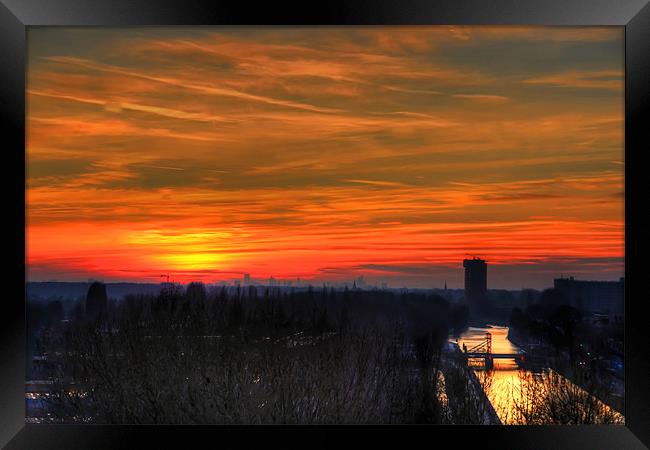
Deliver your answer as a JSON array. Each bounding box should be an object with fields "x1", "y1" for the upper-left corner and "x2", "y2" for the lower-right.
[
  {"x1": 28, "y1": 260, "x2": 623, "y2": 292},
  {"x1": 27, "y1": 27, "x2": 624, "y2": 289}
]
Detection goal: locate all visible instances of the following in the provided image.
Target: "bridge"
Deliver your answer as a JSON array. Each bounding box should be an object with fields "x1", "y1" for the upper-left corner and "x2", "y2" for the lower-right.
[{"x1": 460, "y1": 332, "x2": 525, "y2": 369}]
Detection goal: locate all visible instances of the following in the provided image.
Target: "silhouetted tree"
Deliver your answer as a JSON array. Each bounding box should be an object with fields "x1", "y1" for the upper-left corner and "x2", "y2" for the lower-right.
[
  {"x1": 186, "y1": 282, "x2": 207, "y2": 303},
  {"x1": 451, "y1": 303, "x2": 470, "y2": 334},
  {"x1": 540, "y1": 288, "x2": 569, "y2": 307},
  {"x1": 85, "y1": 282, "x2": 107, "y2": 318},
  {"x1": 39, "y1": 287, "x2": 460, "y2": 424}
]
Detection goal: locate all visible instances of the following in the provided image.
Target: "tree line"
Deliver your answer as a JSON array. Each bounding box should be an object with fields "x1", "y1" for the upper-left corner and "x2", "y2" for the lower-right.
[{"x1": 34, "y1": 282, "x2": 471, "y2": 424}]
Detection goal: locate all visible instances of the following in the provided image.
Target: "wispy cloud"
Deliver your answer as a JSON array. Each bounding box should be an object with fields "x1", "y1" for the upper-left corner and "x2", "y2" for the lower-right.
[
  {"x1": 344, "y1": 179, "x2": 408, "y2": 188},
  {"x1": 45, "y1": 56, "x2": 344, "y2": 114},
  {"x1": 452, "y1": 94, "x2": 510, "y2": 103},
  {"x1": 522, "y1": 69, "x2": 623, "y2": 90},
  {"x1": 26, "y1": 27, "x2": 624, "y2": 287},
  {"x1": 29, "y1": 90, "x2": 236, "y2": 124}
]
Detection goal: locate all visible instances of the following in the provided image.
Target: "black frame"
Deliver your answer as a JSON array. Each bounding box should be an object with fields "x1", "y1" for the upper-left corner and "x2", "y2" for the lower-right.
[{"x1": 2, "y1": 1, "x2": 649, "y2": 448}]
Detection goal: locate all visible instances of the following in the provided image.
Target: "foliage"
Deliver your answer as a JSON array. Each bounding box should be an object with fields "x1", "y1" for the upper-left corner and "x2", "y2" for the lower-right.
[{"x1": 41, "y1": 286, "x2": 453, "y2": 424}]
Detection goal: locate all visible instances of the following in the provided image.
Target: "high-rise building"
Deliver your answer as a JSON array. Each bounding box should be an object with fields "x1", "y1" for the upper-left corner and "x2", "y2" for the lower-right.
[
  {"x1": 463, "y1": 257, "x2": 487, "y2": 305},
  {"x1": 243, "y1": 273, "x2": 251, "y2": 286},
  {"x1": 553, "y1": 276, "x2": 624, "y2": 319}
]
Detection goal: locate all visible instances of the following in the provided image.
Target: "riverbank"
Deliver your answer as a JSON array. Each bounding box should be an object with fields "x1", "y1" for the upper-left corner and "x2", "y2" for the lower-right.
[
  {"x1": 440, "y1": 342, "x2": 500, "y2": 424},
  {"x1": 507, "y1": 328, "x2": 624, "y2": 415}
]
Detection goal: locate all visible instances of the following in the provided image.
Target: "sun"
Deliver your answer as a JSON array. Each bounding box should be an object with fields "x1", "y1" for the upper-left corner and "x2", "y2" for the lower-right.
[{"x1": 156, "y1": 252, "x2": 227, "y2": 271}]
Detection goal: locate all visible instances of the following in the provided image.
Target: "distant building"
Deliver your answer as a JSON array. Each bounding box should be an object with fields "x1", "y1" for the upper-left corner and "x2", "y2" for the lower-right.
[
  {"x1": 554, "y1": 276, "x2": 624, "y2": 319},
  {"x1": 243, "y1": 273, "x2": 251, "y2": 286},
  {"x1": 463, "y1": 257, "x2": 487, "y2": 305}
]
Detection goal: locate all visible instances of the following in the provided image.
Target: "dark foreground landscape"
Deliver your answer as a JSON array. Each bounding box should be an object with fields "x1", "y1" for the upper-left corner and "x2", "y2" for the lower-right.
[{"x1": 26, "y1": 281, "x2": 623, "y2": 425}]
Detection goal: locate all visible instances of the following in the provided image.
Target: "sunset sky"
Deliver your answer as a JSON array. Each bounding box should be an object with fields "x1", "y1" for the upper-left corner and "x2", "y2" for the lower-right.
[{"x1": 26, "y1": 27, "x2": 624, "y2": 289}]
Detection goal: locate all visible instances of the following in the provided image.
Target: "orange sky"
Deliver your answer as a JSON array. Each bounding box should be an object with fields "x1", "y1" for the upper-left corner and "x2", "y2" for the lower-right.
[{"x1": 26, "y1": 27, "x2": 624, "y2": 289}]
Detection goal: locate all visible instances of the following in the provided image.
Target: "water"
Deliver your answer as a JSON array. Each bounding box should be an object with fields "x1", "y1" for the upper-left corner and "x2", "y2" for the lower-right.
[
  {"x1": 454, "y1": 325, "x2": 624, "y2": 425},
  {"x1": 453, "y1": 325, "x2": 522, "y2": 423},
  {"x1": 456, "y1": 325, "x2": 522, "y2": 369}
]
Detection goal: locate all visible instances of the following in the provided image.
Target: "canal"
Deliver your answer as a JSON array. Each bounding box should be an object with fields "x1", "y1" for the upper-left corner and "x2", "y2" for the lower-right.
[{"x1": 454, "y1": 325, "x2": 624, "y2": 425}]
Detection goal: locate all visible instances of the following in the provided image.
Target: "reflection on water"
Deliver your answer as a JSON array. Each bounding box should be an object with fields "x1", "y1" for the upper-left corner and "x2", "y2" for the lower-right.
[
  {"x1": 454, "y1": 325, "x2": 624, "y2": 425},
  {"x1": 455, "y1": 325, "x2": 523, "y2": 422},
  {"x1": 456, "y1": 325, "x2": 521, "y2": 370}
]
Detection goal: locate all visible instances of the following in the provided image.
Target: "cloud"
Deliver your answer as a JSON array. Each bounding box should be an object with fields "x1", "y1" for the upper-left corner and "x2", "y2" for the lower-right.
[
  {"x1": 452, "y1": 94, "x2": 509, "y2": 103},
  {"x1": 344, "y1": 179, "x2": 408, "y2": 188},
  {"x1": 29, "y1": 115, "x2": 225, "y2": 142},
  {"x1": 26, "y1": 27, "x2": 624, "y2": 287},
  {"x1": 522, "y1": 69, "x2": 623, "y2": 90},
  {"x1": 117, "y1": 35, "x2": 494, "y2": 88},
  {"x1": 446, "y1": 26, "x2": 622, "y2": 43},
  {"x1": 44, "y1": 56, "x2": 344, "y2": 114},
  {"x1": 131, "y1": 164, "x2": 185, "y2": 171}
]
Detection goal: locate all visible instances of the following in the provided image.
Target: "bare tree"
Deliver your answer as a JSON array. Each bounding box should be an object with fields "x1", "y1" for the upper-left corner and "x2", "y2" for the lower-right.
[{"x1": 510, "y1": 369, "x2": 623, "y2": 425}]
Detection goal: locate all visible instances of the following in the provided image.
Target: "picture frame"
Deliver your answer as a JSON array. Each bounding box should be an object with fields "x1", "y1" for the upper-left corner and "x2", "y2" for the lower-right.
[{"x1": 1, "y1": 0, "x2": 648, "y2": 448}]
